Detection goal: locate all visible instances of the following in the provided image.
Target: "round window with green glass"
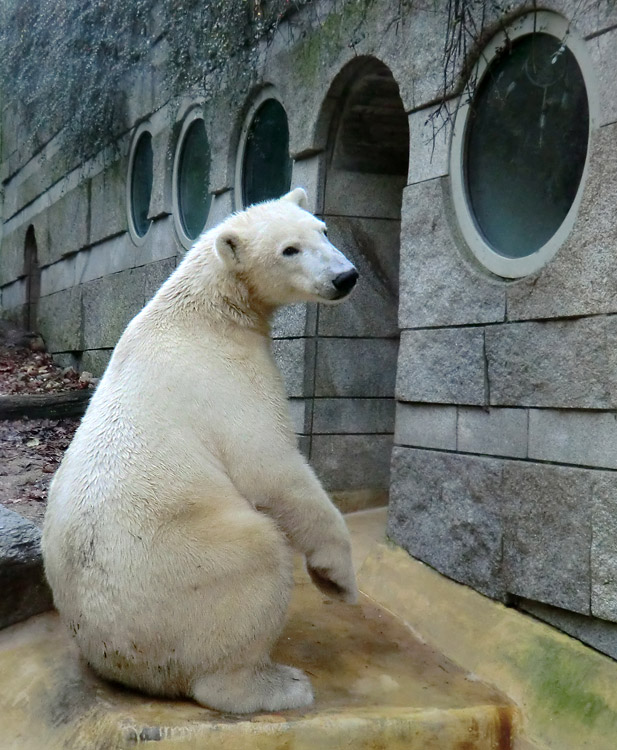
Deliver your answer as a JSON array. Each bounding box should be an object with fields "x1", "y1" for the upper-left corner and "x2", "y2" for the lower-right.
[{"x1": 177, "y1": 118, "x2": 212, "y2": 241}]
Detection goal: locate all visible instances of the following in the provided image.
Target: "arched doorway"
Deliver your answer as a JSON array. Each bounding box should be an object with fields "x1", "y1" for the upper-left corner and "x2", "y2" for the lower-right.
[
  {"x1": 310, "y1": 57, "x2": 409, "y2": 511},
  {"x1": 24, "y1": 226, "x2": 40, "y2": 331}
]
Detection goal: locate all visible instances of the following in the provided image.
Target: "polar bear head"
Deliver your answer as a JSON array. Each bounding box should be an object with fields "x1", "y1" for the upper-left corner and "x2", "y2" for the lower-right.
[{"x1": 212, "y1": 188, "x2": 358, "y2": 307}]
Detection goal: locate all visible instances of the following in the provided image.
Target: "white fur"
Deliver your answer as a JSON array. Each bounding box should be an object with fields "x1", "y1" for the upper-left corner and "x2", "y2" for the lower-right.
[{"x1": 42, "y1": 190, "x2": 358, "y2": 714}]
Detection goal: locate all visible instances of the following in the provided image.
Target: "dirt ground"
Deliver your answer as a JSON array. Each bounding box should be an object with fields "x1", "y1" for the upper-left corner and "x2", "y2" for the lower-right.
[
  {"x1": 0, "y1": 335, "x2": 93, "y2": 526},
  {"x1": 0, "y1": 417, "x2": 80, "y2": 526}
]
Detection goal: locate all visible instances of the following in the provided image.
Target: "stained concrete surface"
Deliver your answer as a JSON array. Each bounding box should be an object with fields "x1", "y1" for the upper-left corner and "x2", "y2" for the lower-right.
[{"x1": 0, "y1": 509, "x2": 514, "y2": 749}]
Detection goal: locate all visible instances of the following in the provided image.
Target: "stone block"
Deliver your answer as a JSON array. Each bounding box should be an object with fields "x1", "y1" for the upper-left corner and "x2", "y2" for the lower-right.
[
  {"x1": 271, "y1": 303, "x2": 316, "y2": 338},
  {"x1": 38, "y1": 288, "x2": 82, "y2": 352},
  {"x1": 0, "y1": 303, "x2": 26, "y2": 328},
  {"x1": 40, "y1": 256, "x2": 75, "y2": 297},
  {"x1": 387, "y1": 447, "x2": 505, "y2": 599},
  {"x1": 517, "y1": 598, "x2": 617, "y2": 661},
  {"x1": 47, "y1": 181, "x2": 90, "y2": 263},
  {"x1": 28, "y1": 210, "x2": 51, "y2": 269},
  {"x1": 0, "y1": 278, "x2": 26, "y2": 311},
  {"x1": 324, "y1": 170, "x2": 405, "y2": 220},
  {"x1": 394, "y1": 403, "x2": 457, "y2": 451},
  {"x1": 317, "y1": 216, "x2": 400, "y2": 338},
  {"x1": 315, "y1": 338, "x2": 398, "y2": 398},
  {"x1": 89, "y1": 156, "x2": 128, "y2": 245},
  {"x1": 398, "y1": 181, "x2": 506, "y2": 329},
  {"x1": 506, "y1": 125, "x2": 617, "y2": 321},
  {"x1": 6, "y1": 167, "x2": 49, "y2": 219},
  {"x1": 396, "y1": 327, "x2": 486, "y2": 405},
  {"x1": 1, "y1": 102, "x2": 20, "y2": 163},
  {"x1": 591, "y1": 477, "x2": 617, "y2": 622},
  {"x1": 458, "y1": 407, "x2": 528, "y2": 459},
  {"x1": 502, "y1": 461, "x2": 592, "y2": 614},
  {"x1": 205, "y1": 91, "x2": 242, "y2": 194},
  {"x1": 271, "y1": 338, "x2": 315, "y2": 398},
  {"x1": 204, "y1": 190, "x2": 234, "y2": 232},
  {"x1": 0, "y1": 507, "x2": 53, "y2": 629},
  {"x1": 143, "y1": 257, "x2": 177, "y2": 303},
  {"x1": 529, "y1": 409, "x2": 617, "y2": 469},
  {"x1": 549, "y1": 0, "x2": 617, "y2": 37},
  {"x1": 135, "y1": 217, "x2": 181, "y2": 266},
  {"x1": 0, "y1": 229, "x2": 25, "y2": 286},
  {"x1": 82, "y1": 268, "x2": 144, "y2": 350},
  {"x1": 311, "y1": 434, "x2": 393, "y2": 492},
  {"x1": 289, "y1": 155, "x2": 323, "y2": 214},
  {"x1": 386, "y1": 1, "x2": 452, "y2": 110},
  {"x1": 287, "y1": 398, "x2": 310, "y2": 434},
  {"x1": 588, "y1": 28, "x2": 617, "y2": 128},
  {"x1": 126, "y1": 64, "x2": 155, "y2": 131},
  {"x1": 52, "y1": 352, "x2": 81, "y2": 371},
  {"x1": 486, "y1": 317, "x2": 617, "y2": 409},
  {"x1": 74, "y1": 235, "x2": 133, "y2": 286},
  {"x1": 407, "y1": 102, "x2": 456, "y2": 185},
  {"x1": 297, "y1": 435, "x2": 311, "y2": 459},
  {"x1": 80, "y1": 349, "x2": 113, "y2": 378},
  {"x1": 149, "y1": 128, "x2": 173, "y2": 219},
  {"x1": 273, "y1": 0, "x2": 423, "y2": 150},
  {"x1": 313, "y1": 398, "x2": 395, "y2": 434}
]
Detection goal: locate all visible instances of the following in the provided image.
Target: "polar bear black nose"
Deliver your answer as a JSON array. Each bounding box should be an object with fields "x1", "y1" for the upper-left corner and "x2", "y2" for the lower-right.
[{"x1": 332, "y1": 269, "x2": 359, "y2": 295}]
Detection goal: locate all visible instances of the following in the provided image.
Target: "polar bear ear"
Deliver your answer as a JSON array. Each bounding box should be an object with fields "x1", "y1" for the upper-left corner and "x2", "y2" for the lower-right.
[
  {"x1": 281, "y1": 187, "x2": 309, "y2": 210},
  {"x1": 214, "y1": 229, "x2": 241, "y2": 267}
]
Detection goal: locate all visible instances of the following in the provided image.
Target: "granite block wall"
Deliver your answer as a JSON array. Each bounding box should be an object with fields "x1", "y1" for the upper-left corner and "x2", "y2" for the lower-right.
[{"x1": 386, "y1": 7, "x2": 617, "y2": 658}]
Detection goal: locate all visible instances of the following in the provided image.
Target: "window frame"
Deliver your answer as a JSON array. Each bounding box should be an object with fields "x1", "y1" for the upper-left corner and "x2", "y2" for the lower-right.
[
  {"x1": 449, "y1": 12, "x2": 598, "y2": 279},
  {"x1": 172, "y1": 108, "x2": 212, "y2": 250},
  {"x1": 126, "y1": 122, "x2": 154, "y2": 246}
]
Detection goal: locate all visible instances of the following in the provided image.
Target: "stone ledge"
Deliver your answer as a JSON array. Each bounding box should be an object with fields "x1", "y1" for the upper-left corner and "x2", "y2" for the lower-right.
[{"x1": 0, "y1": 507, "x2": 53, "y2": 630}]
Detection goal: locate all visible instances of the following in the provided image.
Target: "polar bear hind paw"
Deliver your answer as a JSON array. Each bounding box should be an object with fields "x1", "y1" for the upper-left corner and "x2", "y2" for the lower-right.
[{"x1": 191, "y1": 663, "x2": 314, "y2": 713}]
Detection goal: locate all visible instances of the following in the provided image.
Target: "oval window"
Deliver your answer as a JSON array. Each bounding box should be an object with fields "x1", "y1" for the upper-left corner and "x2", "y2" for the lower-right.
[
  {"x1": 242, "y1": 98, "x2": 292, "y2": 207},
  {"x1": 177, "y1": 118, "x2": 212, "y2": 241},
  {"x1": 450, "y1": 13, "x2": 594, "y2": 278},
  {"x1": 466, "y1": 33, "x2": 588, "y2": 259},
  {"x1": 130, "y1": 131, "x2": 153, "y2": 239}
]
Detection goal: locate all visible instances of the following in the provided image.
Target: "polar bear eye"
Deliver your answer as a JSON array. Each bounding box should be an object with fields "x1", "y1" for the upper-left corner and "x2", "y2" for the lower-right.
[{"x1": 282, "y1": 246, "x2": 301, "y2": 257}]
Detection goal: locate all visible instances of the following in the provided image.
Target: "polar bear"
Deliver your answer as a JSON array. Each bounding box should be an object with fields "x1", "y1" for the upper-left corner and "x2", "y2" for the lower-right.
[{"x1": 42, "y1": 188, "x2": 359, "y2": 714}]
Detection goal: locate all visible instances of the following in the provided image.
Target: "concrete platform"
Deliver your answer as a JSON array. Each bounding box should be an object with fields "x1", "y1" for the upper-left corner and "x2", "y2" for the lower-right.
[{"x1": 0, "y1": 509, "x2": 515, "y2": 750}]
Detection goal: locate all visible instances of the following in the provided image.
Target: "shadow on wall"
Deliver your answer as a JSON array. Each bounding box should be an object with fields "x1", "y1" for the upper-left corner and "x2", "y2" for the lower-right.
[
  {"x1": 310, "y1": 56, "x2": 409, "y2": 511},
  {"x1": 24, "y1": 226, "x2": 40, "y2": 332}
]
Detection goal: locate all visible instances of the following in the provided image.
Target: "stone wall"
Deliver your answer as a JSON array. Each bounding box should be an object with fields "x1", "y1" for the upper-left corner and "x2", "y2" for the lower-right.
[
  {"x1": 3, "y1": 0, "x2": 617, "y2": 656},
  {"x1": 385, "y1": 2, "x2": 617, "y2": 657}
]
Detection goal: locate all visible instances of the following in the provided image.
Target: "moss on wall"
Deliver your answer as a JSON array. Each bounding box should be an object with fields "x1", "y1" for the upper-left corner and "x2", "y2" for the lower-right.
[{"x1": 0, "y1": 0, "x2": 310, "y2": 167}]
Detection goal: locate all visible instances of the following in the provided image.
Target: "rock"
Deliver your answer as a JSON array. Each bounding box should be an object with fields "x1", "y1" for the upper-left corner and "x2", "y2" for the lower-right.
[
  {"x1": 0, "y1": 506, "x2": 53, "y2": 629},
  {"x1": 0, "y1": 320, "x2": 45, "y2": 351}
]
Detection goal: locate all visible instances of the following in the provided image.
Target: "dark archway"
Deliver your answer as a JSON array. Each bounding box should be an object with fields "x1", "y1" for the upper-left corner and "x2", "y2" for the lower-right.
[
  {"x1": 24, "y1": 225, "x2": 40, "y2": 331},
  {"x1": 310, "y1": 57, "x2": 409, "y2": 510}
]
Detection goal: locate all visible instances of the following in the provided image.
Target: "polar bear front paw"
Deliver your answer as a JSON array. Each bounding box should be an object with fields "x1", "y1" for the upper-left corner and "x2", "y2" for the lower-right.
[{"x1": 307, "y1": 544, "x2": 358, "y2": 604}]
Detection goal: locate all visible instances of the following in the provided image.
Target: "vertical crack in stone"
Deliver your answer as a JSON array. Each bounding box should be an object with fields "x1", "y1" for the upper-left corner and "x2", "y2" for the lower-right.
[{"x1": 483, "y1": 327, "x2": 491, "y2": 409}]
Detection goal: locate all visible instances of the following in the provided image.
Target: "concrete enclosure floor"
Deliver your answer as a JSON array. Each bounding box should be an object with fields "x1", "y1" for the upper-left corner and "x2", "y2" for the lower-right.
[{"x1": 0, "y1": 508, "x2": 515, "y2": 750}]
